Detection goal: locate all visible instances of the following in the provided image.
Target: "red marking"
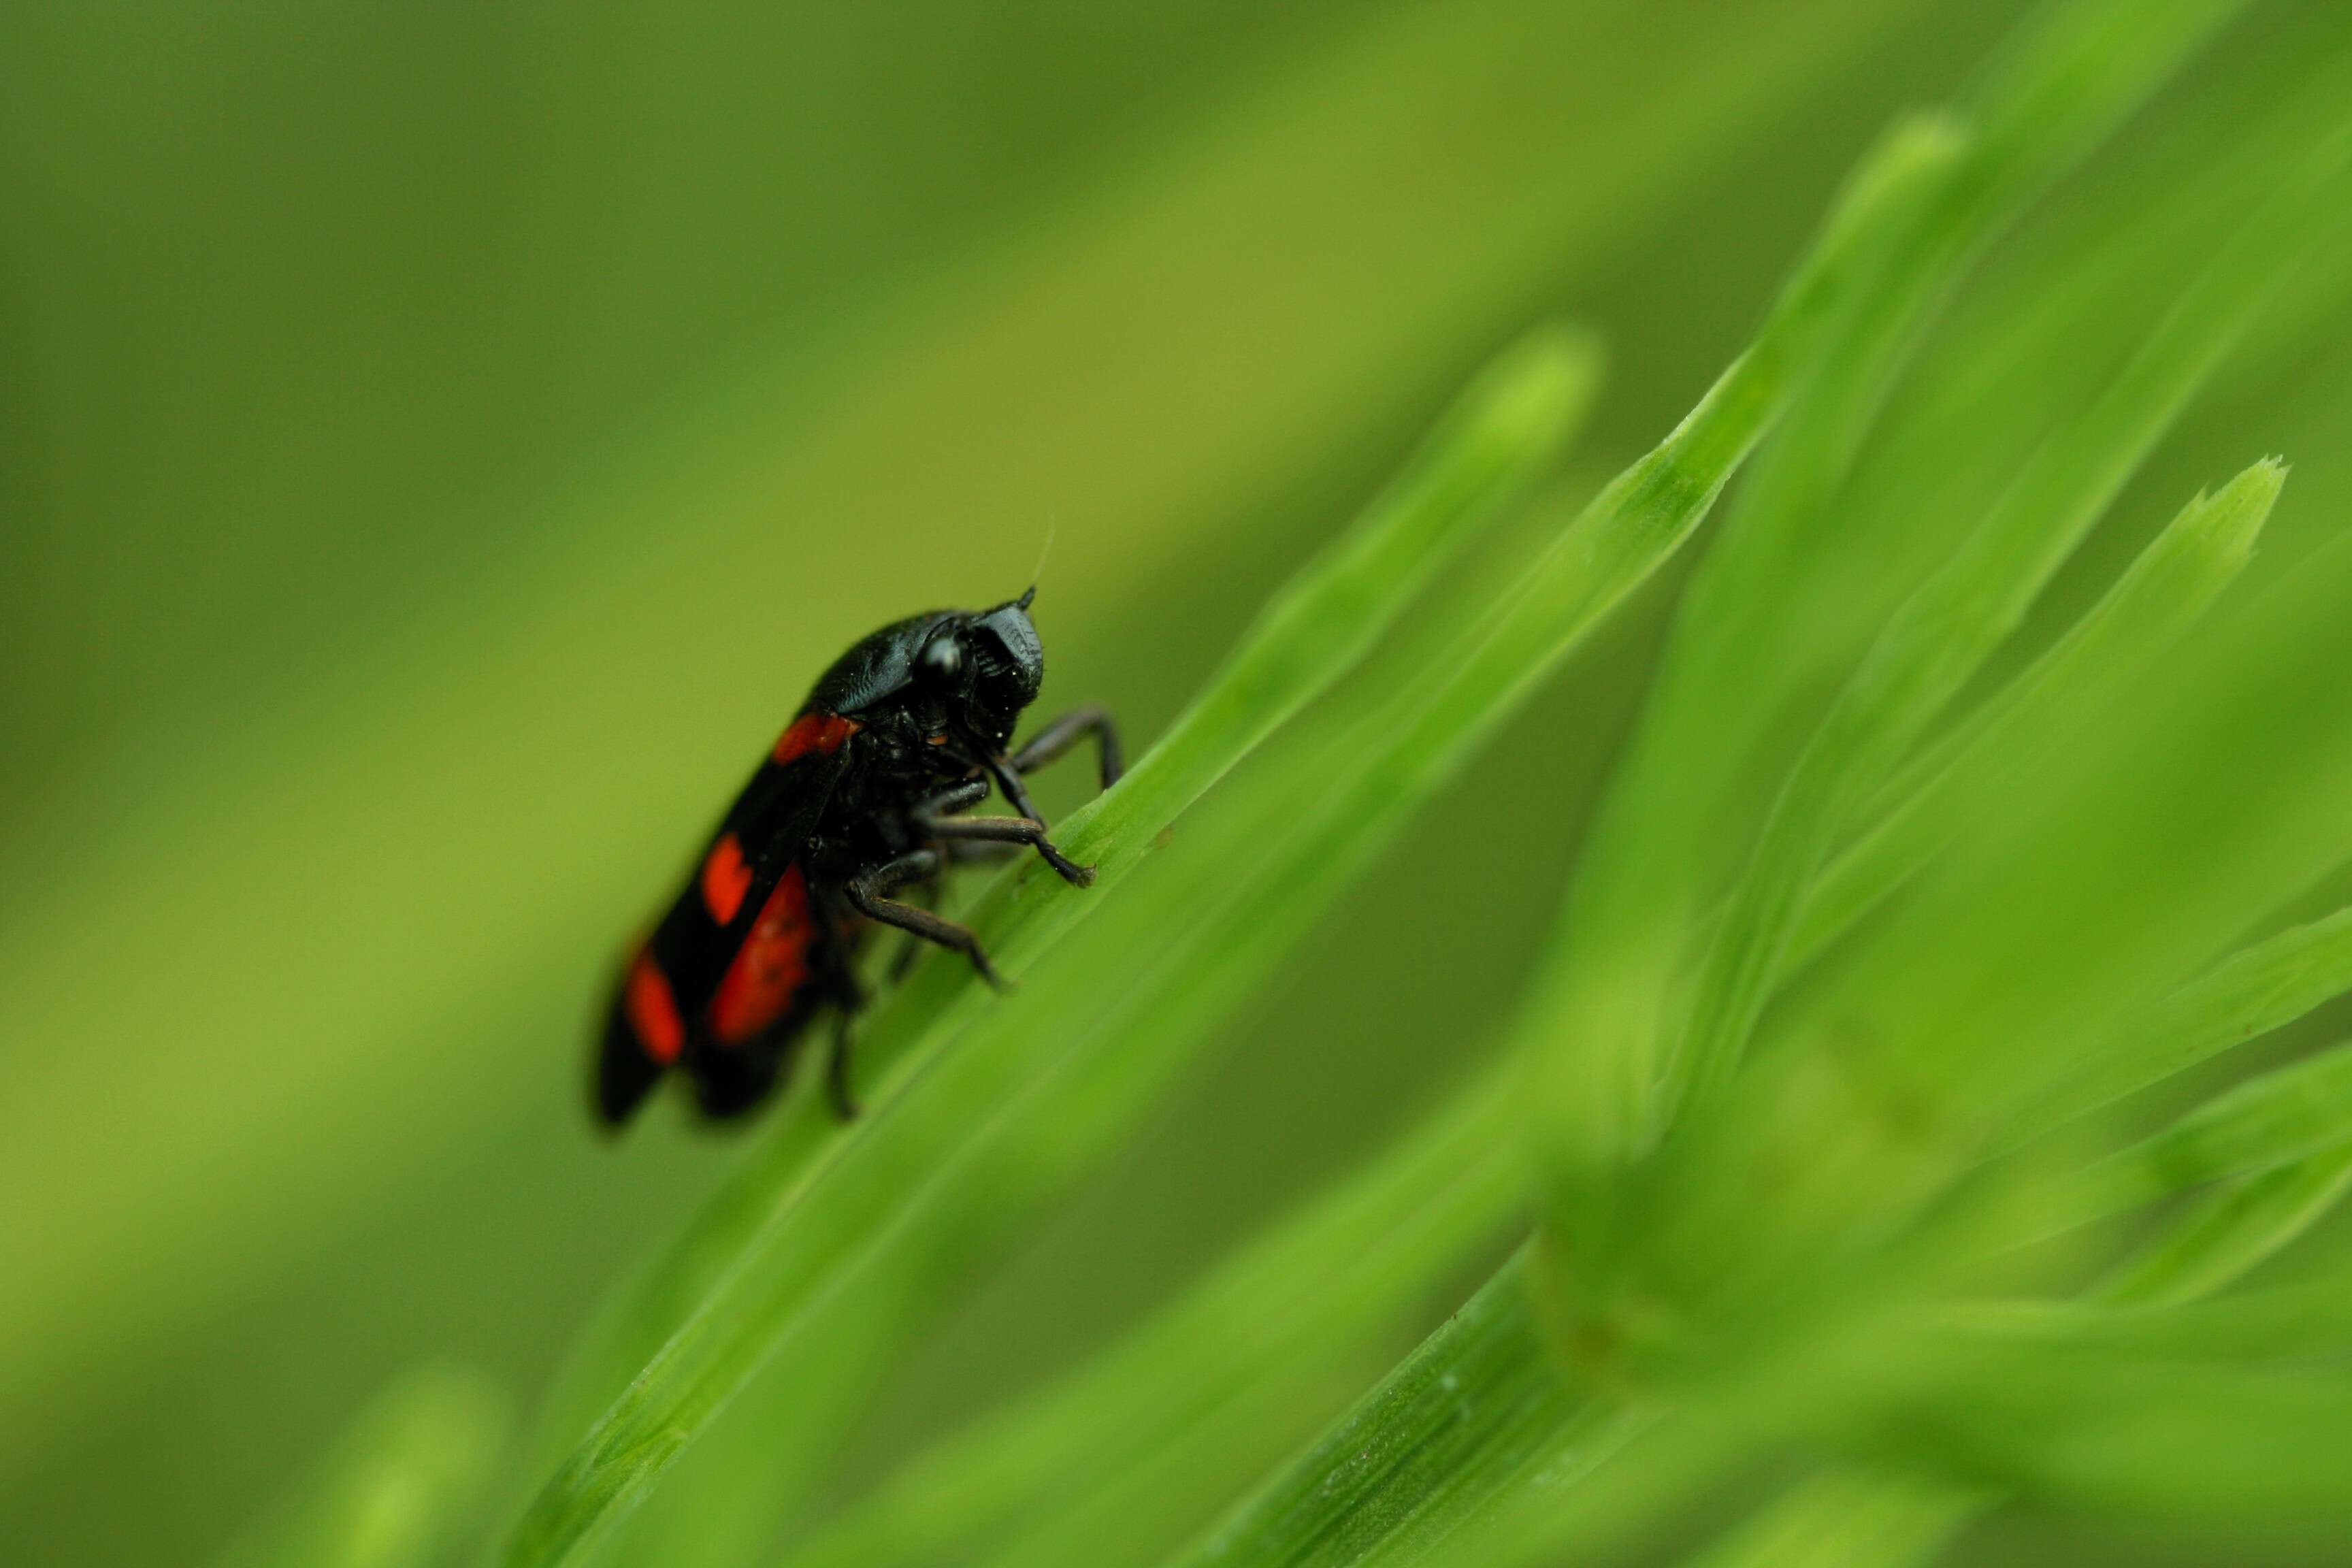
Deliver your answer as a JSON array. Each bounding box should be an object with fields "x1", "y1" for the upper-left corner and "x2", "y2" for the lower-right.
[
  {"x1": 709, "y1": 864, "x2": 815, "y2": 1044},
  {"x1": 624, "y1": 950, "x2": 685, "y2": 1065},
  {"x1": 700, "y1": 832, "x2": 753, "y2": 925},
  {"x1": 773, "y1": 710, "x2": 860, "y2": 765}
]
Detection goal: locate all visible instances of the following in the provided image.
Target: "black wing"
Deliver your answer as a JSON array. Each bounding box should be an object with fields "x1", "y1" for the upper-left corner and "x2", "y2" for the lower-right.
[{"x1": 595, "y1": 709, "x2": 860, "y2": 1125}]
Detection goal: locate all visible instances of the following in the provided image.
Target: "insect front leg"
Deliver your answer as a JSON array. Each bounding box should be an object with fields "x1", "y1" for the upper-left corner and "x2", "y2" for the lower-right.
[
  {"x1": 1009, "y1": 704, "x2": 1124, "y2": 789},
  {"x1": 883, "y1": 869, "x2": 943, "y2": 983},
  {"x1": 911, "y1": 775, "x2": 991, "y2": 821},
  {"x1": 827, "y1": 1008, "x2": 862, "y2": 1118},
  {"x1": 845, "y1": 849, "x2": 1007, "y2": 990},
  {"x1": 921, "y1": 809, "x2": 1092, "y2": 886},
  {"x1": 825, "y1": 964, "x2": 867, "y2": 1119}
]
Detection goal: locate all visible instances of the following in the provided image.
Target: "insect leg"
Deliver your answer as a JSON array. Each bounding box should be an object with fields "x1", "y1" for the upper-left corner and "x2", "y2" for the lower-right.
[
  {"x1": 884, "y1": 872, "x2": 943, "y2": 982},
  {"x1": 1009, "y1": 704, "x2": 1123, "y2": 788},
  {"x1": 845, "y1": 849, "x2": 1007, "y2": 990},
  {"x1": 825, "y1": 961, "x2": 867, "y2": 1118},
  {"x1": 984, "y1": 755, "x2": 1047, "y2": 824},
  {"x1": 690, "y1": 1038, "x2": 786, "y2": 1120},
  {"x1": 922, "y1": 811, "x2": 1092, "y2": 886},
  {"x1": 912, "y1": 775, "x2": 991, "y2": 821},
  {"x1": 827, "y1": 1009, "x2": 861, "y2": 1118}
]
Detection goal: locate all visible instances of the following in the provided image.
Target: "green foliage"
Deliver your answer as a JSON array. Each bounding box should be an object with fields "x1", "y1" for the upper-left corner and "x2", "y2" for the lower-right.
[
  {"x1": 1793, "y1": 464, "x2": 2276, "y2": 973},
  {"x1": 512, "y1": 1, "x2": 2352, "y2": 1563},
  {"x1": 70, "y1": 1, "x2": 2352, "y2": 1565},
  {"x1": 212, "y1": 1371, "x2": 506, "y2": 1568},
  {"x1": 505, "y1": 331, "x2": 1601, "y2": 1567}
]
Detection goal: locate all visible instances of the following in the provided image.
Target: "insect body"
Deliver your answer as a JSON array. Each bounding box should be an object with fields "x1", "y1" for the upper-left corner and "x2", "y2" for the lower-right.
[{"x1": 595, "y1": 589, "x2": 1120, "y2": 1127}]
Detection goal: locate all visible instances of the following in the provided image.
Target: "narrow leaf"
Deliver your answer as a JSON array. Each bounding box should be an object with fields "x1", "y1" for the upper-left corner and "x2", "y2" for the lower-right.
[
  {"x1": 1169, "y1": 1250, "x2": 1605, "y2": 1568},
  {"x1": 2073, "y1": 1036, "x2": 2352, "y2": 1221},
  {"x1": 1682, "y1": 1471, "x2": 1974, "y2": 1568},
  {"x1": 1524, "y1": 0, "x2": 2255, "y2": 1185},
  {"x1": 215, "y1": 1369, "x2": 506, "y2": 1568},
  {"x1": 1669, "y1": 140, "x2": 2350, "y2": 1123},
  {"x1": 2021, "y1": 900, "x2": 2352, "y2": 1141},
  {"x1": 2097, "y1": 1146, "x2": 2352, "y2": 1306},
  {"x1": 1788, "y1": 460, "x2": 2280, "y2": 973},
  {"x1": 504, "y1": 333, "x2": 1599, "y2": 1568}
]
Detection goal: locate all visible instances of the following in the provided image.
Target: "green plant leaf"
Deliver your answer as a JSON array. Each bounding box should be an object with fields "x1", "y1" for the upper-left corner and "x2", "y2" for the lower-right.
[
  {"x1": 1681, "y1": 1469, "x2": 1976, "y2": 1568},
  {"x1": 1068, "y1": 12, "x2": 2281, "y2": 1565},
  {"x1": 775, "y1": 1064, "x2": 1528, "y2": 1568},
  {"x1": 2061, "y1": 1036, "x2": 2352, "y2": 1226},
  {"x1": 1524, "y1": 0, "x2": 2257, "y2": 1195},
  {"x1": 1164, "y1": 1250, "x2": 1617, "y2": 1568},
  {"x1": 1788, "y1": 460, "x2": 2281, "y2": 973},
  {"x1": 529, "y1": 323, "x2": 1603, "y2": 1455},
  {"x1": 2097, "y1": 1146, "x2": 2352, "y2": 1306},
  {"x1": 1824, "y1": 1296, "x2": 2352, "y2": 1520},
  {"x1": 214, "y1": 1369, "x2": 506, "y2": 1568},
  {"x1": 502, "y1": 331, "x2": 1599, "y2": 1568},
  {"x1": 1666, "y1": 135, "x2": 2351, "y2": 1128},
  {"x1": 1682, "y1": 1135, "x2": 2352, "y2": 1567},
  {"x1": 2021, "y1": 900, "x2": 2352, "y2": 1143},
  {"x1": 691, "y1": 80, "x2": 1970, "y2": 1568},
  {"x1": 607, "y1": 464, "x2": 1622, "y2": 1568},
  {"x1": 498, "y1": 12, "x2": 2352, "y2": 1568},
  {"x1": 517, "y1": 70, "x2": 1972, "y2": 1557}
]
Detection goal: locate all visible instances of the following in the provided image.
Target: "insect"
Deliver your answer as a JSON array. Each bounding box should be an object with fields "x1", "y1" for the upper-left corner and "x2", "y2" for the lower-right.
[{"x1": 594, "y1": 589, "x2": 1120, "y2": 1128}]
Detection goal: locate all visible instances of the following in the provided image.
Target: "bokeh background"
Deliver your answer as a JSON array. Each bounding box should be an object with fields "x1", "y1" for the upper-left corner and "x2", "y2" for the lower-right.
[{"x1": 7, "y1": 2, "x2": 2352, "y2": 1563}]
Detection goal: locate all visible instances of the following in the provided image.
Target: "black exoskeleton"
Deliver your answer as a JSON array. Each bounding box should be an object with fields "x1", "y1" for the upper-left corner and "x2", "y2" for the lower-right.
[{"x1": 595, "y1": 589, "x2": 1120, "y2": 1128}]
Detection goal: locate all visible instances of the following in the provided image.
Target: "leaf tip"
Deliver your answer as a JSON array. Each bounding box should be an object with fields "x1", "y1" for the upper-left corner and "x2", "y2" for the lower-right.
[
  {"x1": 2201, "y1": 454, "x2": 2289, "y2": 557},
  {"x1": 1460, "y1": 322, "x2": 1608, "y2": 463}
]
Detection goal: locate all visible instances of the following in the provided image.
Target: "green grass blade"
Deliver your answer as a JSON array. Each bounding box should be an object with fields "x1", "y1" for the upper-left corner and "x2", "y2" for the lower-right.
[
  {"x1": 1686, "y1": 1143, "x2": 2352, "y2": 1567},
  {"x1": 1168, "y1": 1290, "x2": 1738, "y2": 1568},
  {"x1": 673, "y1": 493, "x2": 1616, "y2": 1568},
  {"x1": 2019, "y1": 900, "x2": 2352, "y2": 1142},
  {"x1": 2074, "y1": 1036, "x2": 2352, "y2": 1220},
  {"x1": 1642, "y1": 508, "x2": 2352, "y2": 1398},
  {"x1": 2097, "y1": 1146, "x2": 2352, "y2": 1306},
  {"x1": 524, "y1": 14, "x2": 2352, "y2": 1568},
  {"x1": 1684, "y1": 1139, "x2": 2352, "y2": 1568},
  {"x1": 1711, "y1": 1130, "x2": 2352, "y2": 1553},
  {"x1": 1328, "y1": 110, "x2": 1967, "y2": 801},
  {"x1": 1097, "y1": 20, "x2": 2255, "y2": 1560},
  {"x1": 764, "y1": 107, "x2": 1970, "y2": 1568},
  {"x1": 1066, "y1": 327, "x2": 1603, "y2": 887},
  {"x1": 502, "y1": 335, "x2": 1597, "y2": 1568},
  {"x1": 778, "y1": 1070, "x2": 1525, "y2": 1568},
  {"x1": 857, "y1": 127, "x2": 1997, "y2": 1556},
  {"x1": 215, "y1": 1369, "x2": 507, "y2": 1568},
  {"x1": 1787, "y1": 460, "x2": 2281, "y2": 972},
  {"x1": 1950, "y1": 1270, "x2": 2352, "y2": 1361},
  {"x1": 1524, "y1": 0, "x2": 2251, "y2": 1186},
  {"x1": 1682, "y1": 1471, "x2": 1974, "y2": 1568},
  {"x1": 1165, "y1": 1249, "x2": 1597, "y2": 1568},
  {"x1": 1666, "y1": 140, "x2": 2351, "y2": 1124},
  {"x1": 518, "y1": 227, "x2": 1781, "y2": 1553},
  {"x1": 1844, "y1": 1296, "x2": 2352, "y2": 1521}
]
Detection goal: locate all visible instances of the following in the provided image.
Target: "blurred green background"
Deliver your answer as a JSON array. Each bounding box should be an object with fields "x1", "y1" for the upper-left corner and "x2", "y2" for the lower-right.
[{"x1": 7, "y1": 2, "x2": 2352, "y2": 1563}]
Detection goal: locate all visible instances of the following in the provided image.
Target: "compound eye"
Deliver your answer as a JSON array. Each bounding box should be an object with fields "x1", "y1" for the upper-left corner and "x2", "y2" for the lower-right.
[{"x1": 918, "y1": 634, "x2": 964, "y2": 685}]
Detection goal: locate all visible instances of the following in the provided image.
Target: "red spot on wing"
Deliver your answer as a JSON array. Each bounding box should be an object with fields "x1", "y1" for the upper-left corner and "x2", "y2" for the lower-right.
[
  {"x1": 773, "y1": 710, "x2": 860, "y2": 764},
  {"x1": 709, "y1": 864, "x2": 816, "y2": 1044},
  {"x1": 624, "y1": 950, "x2": 686, "y2": 1065},
  {"x1": 700, "y1": 832, "x2": 753, "y2": 925}
]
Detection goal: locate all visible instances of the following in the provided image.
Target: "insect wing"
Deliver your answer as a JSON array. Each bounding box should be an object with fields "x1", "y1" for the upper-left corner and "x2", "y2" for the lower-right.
[
  {"x1": 594, "y1": 710, "x2": 860, "y2": 1124},
  {"x1": 657, "y1": 710, "x2": 859, "y2": 1000}
]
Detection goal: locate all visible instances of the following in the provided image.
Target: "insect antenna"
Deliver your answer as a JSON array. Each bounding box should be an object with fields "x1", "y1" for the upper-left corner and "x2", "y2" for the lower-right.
[{"x1": 1020, "y1": 519, "x2": 1057, "y2": 608}]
